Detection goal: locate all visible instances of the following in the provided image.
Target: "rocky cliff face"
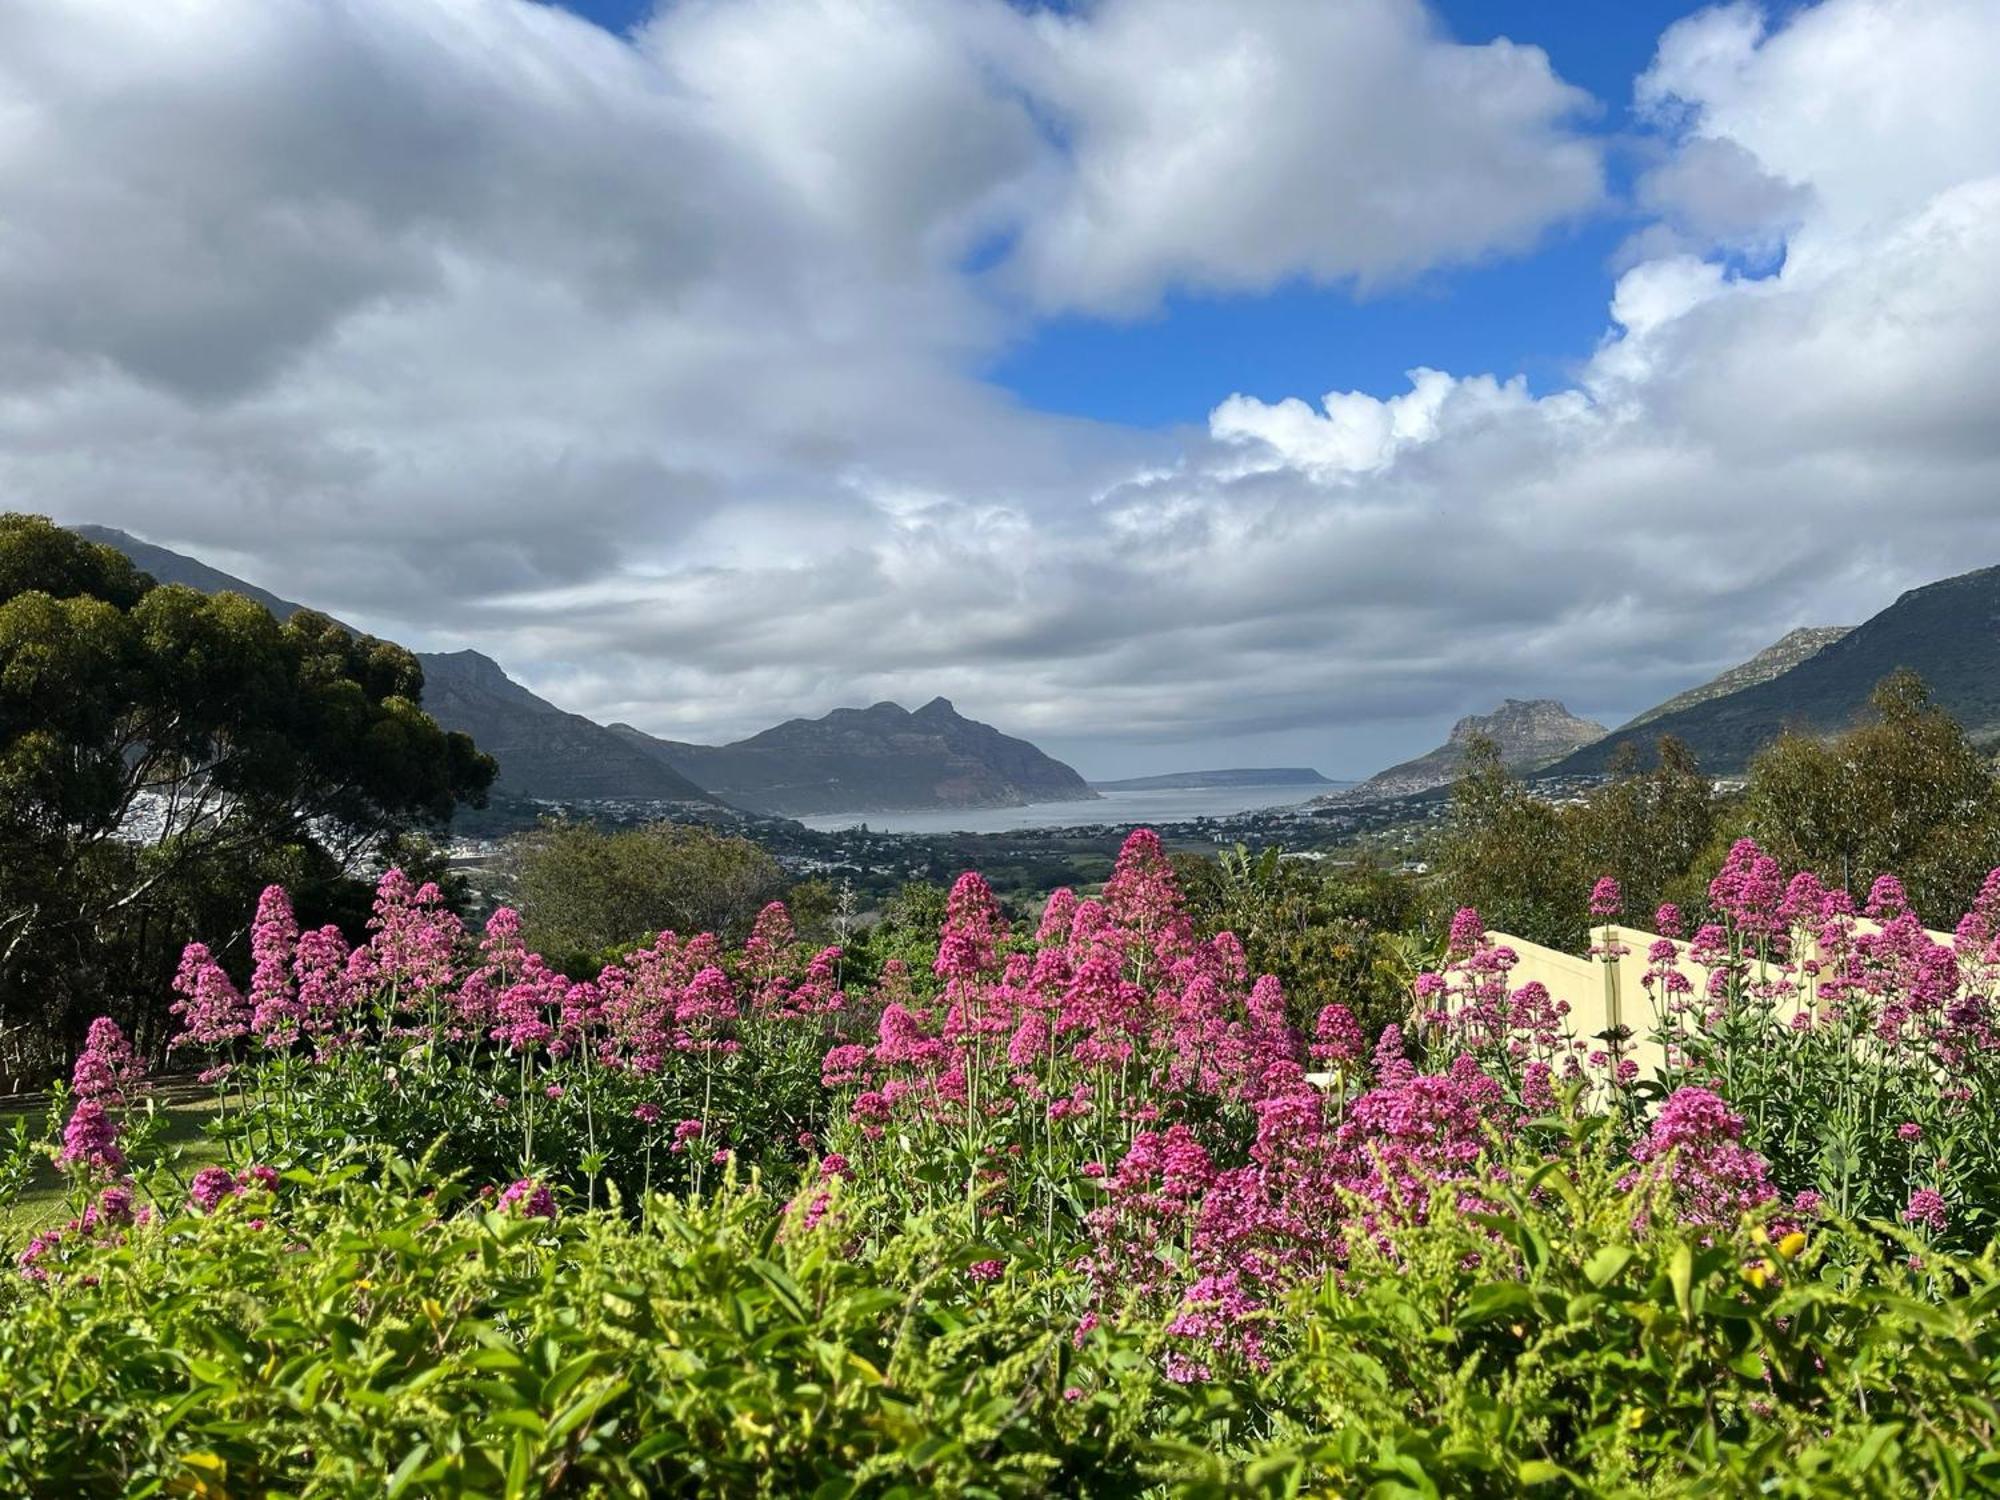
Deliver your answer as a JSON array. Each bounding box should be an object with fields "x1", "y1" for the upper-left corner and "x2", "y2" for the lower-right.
[
  {"x1": 1332, "y1": 698, "x2": 1608, "y2": 802},
  {"x1": 1621, "y1": 626, "x2": 1853, "y2": 730},
  {"x1": 613, "y1": 697, "x2": 1096, "y2": 816}
]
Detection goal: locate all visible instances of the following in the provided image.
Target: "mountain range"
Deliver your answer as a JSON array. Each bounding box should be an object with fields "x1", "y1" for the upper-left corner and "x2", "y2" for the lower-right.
[
  {"x1": 1326, "y1": 699, "x2": 1609, "y2": 802},
  {"x1": 65, "y1": 526, "x2": 1093, "y2": 815},
  {"x1": 62, "y1": 524, "x2": 2000, "y2": 811},
  {"x1": 1550, "y1": 566, "x2": 2000, "y2": 776},
  {"x1": 608, "y1": 701, "x2": 1093, "y2": 817}
]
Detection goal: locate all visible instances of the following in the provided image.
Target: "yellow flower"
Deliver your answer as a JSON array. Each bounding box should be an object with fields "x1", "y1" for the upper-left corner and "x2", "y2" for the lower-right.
[
  {"x1": 1777, "y1": 1231, "x2": 1807, "y2": 1261},
  {"x1": 1742, "y1": 1258, "x2": 1773, "y2": 1289},
  {"x1": 1625, "y1": 1407, "x2": 1647, "y2": 1431}
]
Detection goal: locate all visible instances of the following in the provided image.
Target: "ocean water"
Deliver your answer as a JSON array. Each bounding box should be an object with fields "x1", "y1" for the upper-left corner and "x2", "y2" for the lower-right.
[{"x1": 793, "y1": 783, "x2": 1324, "y2": 835}]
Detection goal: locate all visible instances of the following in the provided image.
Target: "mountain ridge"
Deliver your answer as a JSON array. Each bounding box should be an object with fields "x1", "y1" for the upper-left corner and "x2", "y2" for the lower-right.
[
  {"x1": 1327, "y1": 699, "x2": 1608, "y2": 803},
  {"x1": 68, "y1": 524, "x2": 1092, "y2": 813},
  {"x1": 1550, "y1": 565, "x2": 2000, "y2": 776},
  {"x1": 1620, "y1": 626, "x2": 1852, "y2": 731},
  {"x1": 610, "y1": 700, "x2": 1097, "y2": 817}
]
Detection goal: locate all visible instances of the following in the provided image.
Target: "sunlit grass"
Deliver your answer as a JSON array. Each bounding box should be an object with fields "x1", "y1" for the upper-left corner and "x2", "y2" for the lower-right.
[{"x1": 0, "y1": 1084, "x2": 227, "y2": 1234}]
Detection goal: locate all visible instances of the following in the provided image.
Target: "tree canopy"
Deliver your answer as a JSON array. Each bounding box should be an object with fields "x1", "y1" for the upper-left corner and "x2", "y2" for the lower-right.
[
  {"x1": 506, "y1": 818, "x2": 793, "y2": 972},
  {"x1": 0, "y1": 513, "x2": 494, "y2": 1056},
  {"x1": 1745, "y1": 670, "x2": 2000, "y2": 921}
]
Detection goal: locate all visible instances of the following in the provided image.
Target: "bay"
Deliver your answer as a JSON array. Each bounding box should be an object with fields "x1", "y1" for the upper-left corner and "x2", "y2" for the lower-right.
[{"x1": 793, "y1": 783, "x2": 1325, "y2": 835}]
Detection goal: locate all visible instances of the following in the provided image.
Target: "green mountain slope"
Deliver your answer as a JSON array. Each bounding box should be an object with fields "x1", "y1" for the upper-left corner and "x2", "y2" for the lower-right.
[
  {"x1": 610, "y1": 699, "x2": 1097, "y2": 816},
  {"x1": 1553, "y1": 565, "x2": 2000, "y2": 775},
  {"x1": 1620, "y1": 626, "x2": 1852, "y2": 731}
]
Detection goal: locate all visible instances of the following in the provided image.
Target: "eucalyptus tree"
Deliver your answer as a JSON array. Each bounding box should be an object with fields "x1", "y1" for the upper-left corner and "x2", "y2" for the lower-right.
[{"x1": 0, "y1": 513, "x2": 494, "y2": 1051}]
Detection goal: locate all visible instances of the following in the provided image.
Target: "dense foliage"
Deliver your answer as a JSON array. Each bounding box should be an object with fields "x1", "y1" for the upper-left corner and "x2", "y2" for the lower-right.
[
  {"x1": 9, "y1": 830, "x2": 2000, "y2": 1494},
  {"x1": 1437, "y1": 672, "x2": 2000, "y2": 950},
  {"x1": 505, "y1": 817, "x2": 804, "y2": 972},
  {"x1": 1436, "y1": 734, "x2": 1718, "y2": 952},
  {"x1": 1746, "y1": 671, "x2": 2000, "y2": 923},
  {"x1": 0, "y1": 513, "x2": 494, "y2": 1062}
]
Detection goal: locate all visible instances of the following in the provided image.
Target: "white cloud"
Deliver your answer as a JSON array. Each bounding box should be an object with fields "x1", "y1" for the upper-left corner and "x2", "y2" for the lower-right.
[
  {"x1": 1005, "y1": 0, "x2": 1604, "y2": 312},
  {"x1": 0, "y1": 0, "x2": 1997, "y2": 777}
]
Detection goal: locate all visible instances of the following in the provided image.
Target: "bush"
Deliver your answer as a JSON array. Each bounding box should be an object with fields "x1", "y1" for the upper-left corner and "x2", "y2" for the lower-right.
[{"x1": 12, "y1": 828, "x2": 2000, "y2": 1493}]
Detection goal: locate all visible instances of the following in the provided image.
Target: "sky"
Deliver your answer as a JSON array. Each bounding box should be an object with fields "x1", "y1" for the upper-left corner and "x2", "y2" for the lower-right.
[{"x1": 3, "y1": 0, "x2": 1998, "y2": 781}]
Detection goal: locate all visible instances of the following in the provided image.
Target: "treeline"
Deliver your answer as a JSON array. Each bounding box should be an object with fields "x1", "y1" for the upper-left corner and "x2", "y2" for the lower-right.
[
  {"x1": 1436, "y1": 670, "x2": 2000, "y2": 949},
  {"x1": 0, "y1": 515, "x2": 494, "y2": 1073}
]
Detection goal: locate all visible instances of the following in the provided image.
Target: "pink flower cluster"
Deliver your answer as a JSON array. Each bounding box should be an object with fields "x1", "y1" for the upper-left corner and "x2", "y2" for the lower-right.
[
  {"x1": 499, "y1": 1178, "x2": 557, "y2": 1219},
  {"x1": 15, "y1": 1185, "x2": 146, "y2": 1282},
  {"x1": 1627, "y1": 1087, "x2": 1777, "y2": 1226},
  {"x1": 167, "y1": 871, "x2": 840, "y2": 1107},
  {"x1": 188, "y1": 1163, "x2": 278, "y2": 1214}
]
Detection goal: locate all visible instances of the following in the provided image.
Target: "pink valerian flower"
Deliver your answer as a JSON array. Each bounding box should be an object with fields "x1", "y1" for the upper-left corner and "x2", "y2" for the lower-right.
[
  {"x1": 1372, "y1": 1024, "x2": 1416, "y2": 1088},
  {"x1": 293, "y1": 924, "x2": 357, "y2": 1039},
  {"x1": 1589, "y1": 877, "x2": 1623, "y2": 920},
  {"x1": 1521, "y1": 1060, "x2": 1557, "y2": 1113},
  {"x1": 169, "y1": 942, "x2": 249, "y2": 1051},
  {"x1": 91, "y1": 1185, "x2": 138, "y2": 1227},
  {"x1": 499, "y1": 1178, "x2": 558, "y2": 1219},
  {"x1": 1629, "y1": 1087, "x2": 1777, "y2": 1226},
  {"x1": 70, "y1": 1017, "x2": 141, "y2": 1104},
  {"x1": 1327, "y1": 1056, "x2": 1511, "y2": 1230},
  {"x1": 1898, "y1": 1121, "x2": 1923, "y2": 1143},
  {"x1": 1309, "y1": 1003, "x2": 1366, "y2": 1069},
  {"x1": 248, "y1": 885, "x2": 303, "y2": 1045},
  {"x1": 554, "y1": 979, "x2": 605, "y2": 1054},
  {"x1": 936, "y1": 872, "x2": 1006, "y2": 981},
  {"x1": 1165, "y1": 1269, "x2": 1273, "y2": 1375},
  {"x1": 58, "y1": 1099, "x2": 124, "y2": 1175},
  {"x1": 15, "y1": 1229, "x2": 66, "y2": 1281},
  {"x1": 966, "y1": 1258, "x2": 1005, "y2": 1284},
  {"x1": 674, "y1": 966, "x2": 739, "y2": 1048},
  {"x1": 16, "y1": 1186, "x2": 149, "y2": 1281},
  {"x1": 1904, "y1": 1187, "x2": 1948, "y2": 1232},
  {"x1": 1037, "y1": 887, "x2": 1081, "y2": 946},
  {"x1": 794, "y1": 945, "x2": 846, "y2": 1014},
  {"x1": 1865, "y1": 875, "x2": 1910, "y2": 921},
  {"x1": 820, "y1": 1043, "x2": 871, "y2": 1088},
  {"x1": 1710, "y1": 839, "x2": 1784, "y2": 939},
  {"x1": 454, "y1": 907, "x2": 526, "y2": 1036},
  {"x1": 180, "y1": 1163, "x2": 279, "y2": 1216},
  {"x1": 792, "y1": 1190, "x2": 834, "y2": 1232},
  {"x1": 1101, "y1": 831, "x2": 1193, "y2": 968},
  {"x1": 241, "y1": 1164, "x2": 279, "y2": 1193},
  {"x1": 740, "y1": 901, "x2": 800, "y2": 1009},
  {"x1": 365, "y1": 868, "x2": 463, "y2": 997},
  {"x1": 1654, "y1": 903, "x2": 1685, "y2": 940},
  {"x1": 489, "y1": 955, "x2": 567, "y2": 1053},
  {"x1": 1775, "y1": 877, "x2": 1834, "y2": 945},
  {"x1": 670, "y1": 1118, "x2": 704, "y2": 1153},
  {"x1": 632, "y1": 1103, "x2": 662, "y2": 1125},
  {"x1": 1445, "y1": 908, "x2": 1485, "y2": 960},
  {"x1": 188, "y1": 1165, "x2": 240, "y2": 1213}
]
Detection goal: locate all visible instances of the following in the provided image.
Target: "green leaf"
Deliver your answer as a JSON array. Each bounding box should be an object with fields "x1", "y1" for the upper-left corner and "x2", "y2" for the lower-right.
[{"x1": 1584, "y1": 1246, "x2": 1634, "y2": 1288}]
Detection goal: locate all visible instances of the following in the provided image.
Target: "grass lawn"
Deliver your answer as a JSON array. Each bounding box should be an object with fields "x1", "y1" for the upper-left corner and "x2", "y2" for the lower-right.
[{"x1": 0, "y1": 1083, "x2": 229, "y2": 1237}]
